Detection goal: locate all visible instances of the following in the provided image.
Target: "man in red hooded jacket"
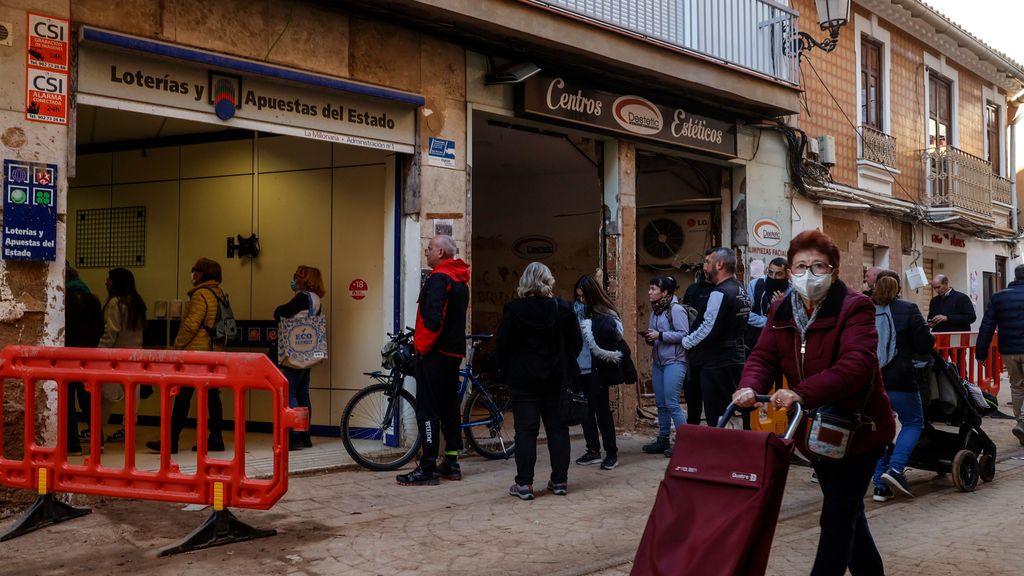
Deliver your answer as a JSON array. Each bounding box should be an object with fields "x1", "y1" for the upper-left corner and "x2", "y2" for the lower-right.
[{"x1": 398, "y1": 235, "x2": 470, "y2": 486}]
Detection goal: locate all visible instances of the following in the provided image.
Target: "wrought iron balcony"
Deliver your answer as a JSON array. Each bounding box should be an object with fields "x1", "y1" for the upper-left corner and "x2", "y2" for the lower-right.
[
  {"x1": 859, "y1": 125, "x2": 896, "y2": 168},
  {"x1": 920, "y1": 146, "x2": 993, "y2": 217},
  {"x1": 993, "y1": 175, "x2": 1012, "y2": 205},
  {"x1": 523, "y1": 0, "x2": 800, "y2": 85}
]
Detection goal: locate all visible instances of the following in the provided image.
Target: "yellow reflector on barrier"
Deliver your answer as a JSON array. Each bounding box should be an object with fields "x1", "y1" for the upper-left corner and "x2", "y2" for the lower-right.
[
  {"x1": 37, "y1": 468, "x2": 48, "y2": 495},
  {"x1": 214, "y1": 482, "x2": 224, "y2": 511}
]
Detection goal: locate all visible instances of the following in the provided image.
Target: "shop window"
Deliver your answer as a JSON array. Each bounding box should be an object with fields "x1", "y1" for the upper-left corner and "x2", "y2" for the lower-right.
[{"x1": 75, "y1": 206, "x2": 147, "y2": 268}]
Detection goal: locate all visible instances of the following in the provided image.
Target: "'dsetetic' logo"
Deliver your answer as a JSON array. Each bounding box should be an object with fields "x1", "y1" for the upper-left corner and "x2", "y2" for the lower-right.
[
  {"x1": 612, "y1": 96, "x2": 663, "y2": 136},
  {"x1": 752, "y1": 218, "x2": 782, "y2": 247},
  {"x1": 209, "y1": 72, "x2": 242, "y2": 120}
]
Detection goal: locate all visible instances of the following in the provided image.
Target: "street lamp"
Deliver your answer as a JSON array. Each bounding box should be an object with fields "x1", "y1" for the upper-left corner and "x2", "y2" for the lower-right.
[{"x1": 797, "y1": 0, "x2": 851, "y2": 54}]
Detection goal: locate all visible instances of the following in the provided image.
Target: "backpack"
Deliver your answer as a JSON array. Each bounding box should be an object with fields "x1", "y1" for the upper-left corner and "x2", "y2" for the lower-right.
[
  {"x1": 667, "y1": 302, "x2": 699, "y2": 333},
  {"x1": 201, "y1": 288, "x2": 239, "y2": 345}
]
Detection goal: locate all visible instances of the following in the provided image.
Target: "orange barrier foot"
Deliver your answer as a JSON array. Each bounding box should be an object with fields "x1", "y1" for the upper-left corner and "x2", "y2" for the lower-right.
[
  {"x1": 0, "y1": 494, "x2": 91, "y2": 542},
  {"x1": 158, "y1": 509, "x2": 276, "y2": 557}
]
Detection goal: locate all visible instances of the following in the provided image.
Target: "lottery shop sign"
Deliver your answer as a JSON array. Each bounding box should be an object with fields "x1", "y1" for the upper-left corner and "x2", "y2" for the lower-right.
[{"x1": 3, "y1": 160, "x2": 58, "y2": 261}]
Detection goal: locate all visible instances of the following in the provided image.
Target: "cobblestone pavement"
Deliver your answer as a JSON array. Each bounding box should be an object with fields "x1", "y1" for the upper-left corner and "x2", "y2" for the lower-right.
[{"x1": 2, "y1": 419, "x2": 1022, "y2": 575}]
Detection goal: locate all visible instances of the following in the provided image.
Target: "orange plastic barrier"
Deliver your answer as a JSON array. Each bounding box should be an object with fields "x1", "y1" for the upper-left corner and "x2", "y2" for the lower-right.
[
  {"x1": 933, "y1": 332, "x2": 1002, "y2": 396},
  {"x1": 0, "y1": 346, "x2": 307, "y2": 554}
]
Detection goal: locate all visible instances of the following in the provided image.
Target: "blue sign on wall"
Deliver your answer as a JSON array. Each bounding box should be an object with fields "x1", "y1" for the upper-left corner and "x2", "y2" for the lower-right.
[{"x1": 3, "y1": 159, "x2": 58, "y2": 261}]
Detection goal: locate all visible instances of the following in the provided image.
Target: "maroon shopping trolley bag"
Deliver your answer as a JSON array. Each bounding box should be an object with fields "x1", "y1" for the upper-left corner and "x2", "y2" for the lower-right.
[{"x1": 632, "y1": 397, "x2": 802, "y2": 576}]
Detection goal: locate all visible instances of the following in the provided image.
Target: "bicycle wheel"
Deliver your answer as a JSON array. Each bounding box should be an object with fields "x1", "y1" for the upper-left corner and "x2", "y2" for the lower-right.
[
  {"x1": 463, "y1": 383, "x2": 515, "y2": 459},
  {"x1": 341, "y1": 382, "x2": 421, "y2": 471}
]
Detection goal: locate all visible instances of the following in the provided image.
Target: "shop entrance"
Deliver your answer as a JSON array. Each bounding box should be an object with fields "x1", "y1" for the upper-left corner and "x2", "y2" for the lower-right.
[
  {"x1": 470, "y1": 113, "x2": 604, "y2": 337},
  {"x1": 69, "y1": 105, "x2": 396, "y2": 434}
]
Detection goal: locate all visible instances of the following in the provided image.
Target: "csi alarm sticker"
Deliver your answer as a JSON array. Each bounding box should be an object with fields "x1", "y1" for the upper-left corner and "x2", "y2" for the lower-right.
[
  {"x1": 28, "y1": 13, "x2": 70, "y2": 71},
  {"x1": 349, "y1": 278, "x2": 368, "y2": 300},
  {"x1": 752, "y1": 218, "x2": 782, "y2": 247},
  {"x1": 26, "y1": 68, "x2": 68, "y2": 124}
]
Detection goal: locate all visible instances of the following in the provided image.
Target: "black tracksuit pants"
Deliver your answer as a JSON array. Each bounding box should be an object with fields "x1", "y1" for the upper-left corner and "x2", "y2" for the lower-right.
[
  {"x1": 510, "y1": 376, "x2": 570, "y2": 486},
  {"x1": 415, "y1": 352, "x2": 463, "y2": 472},
  {"x1": 170, "y1": 387, "x2": 223, "y2": 451},
  {"x1": 581, "y1": 372, "x2": 617, "y2": 456}
]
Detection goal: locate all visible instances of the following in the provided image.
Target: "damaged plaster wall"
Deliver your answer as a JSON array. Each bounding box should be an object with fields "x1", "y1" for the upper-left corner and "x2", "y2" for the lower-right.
[{"x1": 1, "y1": 1, "x2": 69, "y2": 466}]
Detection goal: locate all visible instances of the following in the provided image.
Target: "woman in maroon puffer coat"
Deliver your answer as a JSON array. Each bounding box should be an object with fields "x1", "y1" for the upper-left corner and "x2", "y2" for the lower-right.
[{"x1": 733, "y1": 230, "x2": 895, "y2": 576}]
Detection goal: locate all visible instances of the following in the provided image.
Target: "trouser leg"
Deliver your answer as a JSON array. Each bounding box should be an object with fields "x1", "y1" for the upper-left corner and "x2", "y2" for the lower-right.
[
  {"x1": 591, "y1": 382, "x2": 617, "y2": 456},
  {"x1": 580, "y1": 372, "x2": 601, "y2": 452},
  {"x1": 811, "y1": 449, "x2": 885, "y2": 576},
  {"x1": 701, "y1": 364, "x2": 741, "y2": 428},
  {"x1": 683, "y1": 364, "x2": 703, "y2": 425},
  {"x1": 539, "y1": 383, "x2": 570, "y2": 484},
  {"x1": 511, "y1": 385, "x2": 541, "y2": 485},
  {"x1": 435, "y1": 355, "x2": 464, "y2": 456}
]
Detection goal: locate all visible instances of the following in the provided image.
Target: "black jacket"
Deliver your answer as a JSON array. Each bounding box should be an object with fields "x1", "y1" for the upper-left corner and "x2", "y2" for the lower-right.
[
  {"x1": 590, "y1": 312, "x2": 624, "y2": 387},
  {"x1": 414, "y1": 258, "x2": 470, "y2": 357},
  {"x1": 880, "y1": 299, "x2": 935, "y2": 392},
  {"x1": 684, "y1": 276, "x2": 750, "y2": 367},
  {"x1": 927, "y1": 288, "x2": 976, "y2": 332},
  {"x1": 977, "y1": 280, "x2": 1024, "y2": 359},
  {"x1": 496, "y1": 296, "x2": 583, "y2": 388}
]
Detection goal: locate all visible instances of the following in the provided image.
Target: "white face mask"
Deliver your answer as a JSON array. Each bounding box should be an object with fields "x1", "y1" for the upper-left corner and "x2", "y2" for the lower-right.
[{"x1": 791, "y1": 272, "x2": 832, "y2": 302}]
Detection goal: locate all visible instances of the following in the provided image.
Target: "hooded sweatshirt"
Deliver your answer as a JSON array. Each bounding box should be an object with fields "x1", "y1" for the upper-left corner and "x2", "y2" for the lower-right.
[
  {"x1": 496, "y1": 296, "x2": 583, "y2": 387},
  {"x1": 415, "y1": 258, "x2": 470, "y2": 357}
]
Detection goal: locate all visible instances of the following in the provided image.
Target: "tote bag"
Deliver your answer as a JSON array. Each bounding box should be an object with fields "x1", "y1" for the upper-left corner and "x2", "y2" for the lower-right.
[{"x1": 278, "y1": 293, "x2": 327, "y2": 369}]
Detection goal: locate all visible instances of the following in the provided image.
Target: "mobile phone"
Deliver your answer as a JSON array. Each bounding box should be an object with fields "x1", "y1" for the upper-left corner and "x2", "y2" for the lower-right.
[{"x1": 637, "y1": 330, "x2": 650, "y2": 336}]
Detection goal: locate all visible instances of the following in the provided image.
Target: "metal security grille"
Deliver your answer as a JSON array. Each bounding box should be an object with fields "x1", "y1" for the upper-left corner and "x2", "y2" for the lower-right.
[
  {"x1": 526, "y1": 0, "x2": 800, "y2": 85},
  {"x1": 75, "y1": 206, "x2": 147, "y2": 268}
]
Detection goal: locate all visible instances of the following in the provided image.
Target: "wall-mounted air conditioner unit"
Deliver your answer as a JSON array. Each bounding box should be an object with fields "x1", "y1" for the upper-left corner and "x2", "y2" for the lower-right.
[{"x1": 637, "y1": 212, "x2": 711, "y2": 268}]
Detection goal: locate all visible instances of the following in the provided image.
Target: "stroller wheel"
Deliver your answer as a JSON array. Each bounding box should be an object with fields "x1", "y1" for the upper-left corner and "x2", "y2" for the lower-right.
[
  {"x1": 978, "y1": 453, "x2": 996, "y2": 483},
  {"x1": 952, "y1": 450, "x2": 979, "y2": 492}
]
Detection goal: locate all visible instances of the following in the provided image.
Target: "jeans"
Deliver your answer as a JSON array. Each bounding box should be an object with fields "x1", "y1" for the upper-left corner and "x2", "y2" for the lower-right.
[
  {"x1": 510, "y1": 376, "x2": 570, "y2": 485},
  {"x1": 811, "y1": 448, "x2": 886, "y2": 576},
  {"x1": 873, "y1": 390, "x2": 924, "y2": 484},
  {"x1": 651, "y1": 362, "x2": 687, "y2": 438},
  {"x1": 282, "y1": 365, "x2": 312, "y2": 443},
  {"x1": 414, "y1": 353, "x2": 463, "y2": 473},
  {"x1": 580, "y1": 372, "x2": 617, "y2": 456}
]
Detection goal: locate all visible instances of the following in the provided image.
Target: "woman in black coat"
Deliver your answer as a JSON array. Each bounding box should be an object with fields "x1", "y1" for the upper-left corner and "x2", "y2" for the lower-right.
[{"x1": 496, "y1": 262, "x2": 583, "y2": 500}]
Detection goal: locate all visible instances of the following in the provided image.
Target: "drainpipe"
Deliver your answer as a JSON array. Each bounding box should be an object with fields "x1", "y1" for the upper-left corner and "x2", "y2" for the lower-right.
[{"x1": 1013, "y1": 107, "x2": 1021, "y2": 262}]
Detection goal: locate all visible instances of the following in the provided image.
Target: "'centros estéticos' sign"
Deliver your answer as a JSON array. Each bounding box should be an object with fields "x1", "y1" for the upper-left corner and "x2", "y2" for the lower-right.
[{"x1": 518, "y1": 76, "x2": 737, "y2": 158}]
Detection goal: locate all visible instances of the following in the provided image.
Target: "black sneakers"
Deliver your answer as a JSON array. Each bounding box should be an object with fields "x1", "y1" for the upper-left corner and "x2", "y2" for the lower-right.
[
  {"x1": 438, "y1": 461, "x2": 462, "y2": 481},
  {"x1": 146, "y1": 440, "x2": 178, "y2": 455},
  {"x1": 600, "y1": 455, "x2": 618, "y2": 470},
  {"x1": 872, "y1": 485, "x2": 893, "y2": 502},
  {"x1": 396, "y1": 467, "x2": 440, "y2": 486},
  {"x1": 575, "y1": 450, "x2": 602, "y2": 466},
  {"x1": 642, "y1": 436, "x2": 669, "y2": 454},
  {"x1": 1012, "y1": 422, "x2": 1024, "y2": 446}
]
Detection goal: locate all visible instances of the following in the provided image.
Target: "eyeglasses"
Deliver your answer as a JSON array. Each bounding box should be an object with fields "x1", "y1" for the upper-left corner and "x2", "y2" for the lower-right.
[{"x1": 791, "y1": 262, "x2": 833, "y2": 277}]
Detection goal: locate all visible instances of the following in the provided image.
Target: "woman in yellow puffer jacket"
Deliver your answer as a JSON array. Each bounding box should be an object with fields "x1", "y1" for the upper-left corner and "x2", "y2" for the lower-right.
[{"x1": 146, "y1": 258, "x2": 226, "y2": 454}]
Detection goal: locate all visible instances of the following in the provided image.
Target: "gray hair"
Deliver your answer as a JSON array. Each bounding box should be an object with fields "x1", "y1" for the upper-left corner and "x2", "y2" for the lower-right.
[
  {"x1": 434, "y1": 235, "x2": 457, "y2": 258},
  {"x1": 711, "y1": 247, "x2": 736, "y2": 273},
  {"x1": 517, "y1": 262, "x2": 555, "y2": 298},
  {"x1": 1015, "y1": 264, "x2": 1024, "y2": 282}
]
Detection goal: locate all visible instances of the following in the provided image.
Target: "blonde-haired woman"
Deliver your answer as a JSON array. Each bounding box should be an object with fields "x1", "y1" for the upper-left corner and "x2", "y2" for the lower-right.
[
  {"x1": 274, "y1": 265, "x2": 326, "y2": 451},
  {"x1": 495, "y1": 262, "x2": 583, "y2": 500}
]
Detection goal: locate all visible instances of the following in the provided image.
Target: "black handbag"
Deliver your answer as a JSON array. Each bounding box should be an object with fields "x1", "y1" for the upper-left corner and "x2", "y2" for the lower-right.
[
  {"x1": 557, "y1": 323, "x2": 589, "y2": 426},
  {"x1": 617, "y1": 339, "x2": 637, "y2": 385}
]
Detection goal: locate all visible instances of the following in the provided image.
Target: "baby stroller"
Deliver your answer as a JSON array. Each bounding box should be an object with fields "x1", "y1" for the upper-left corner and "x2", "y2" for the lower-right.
[
  {"x1": 631, "y1": 397, "x2": 803, "y2": 576},
  {"x1": 906, "y1": 352, "x2": 997, "y2": 492}
]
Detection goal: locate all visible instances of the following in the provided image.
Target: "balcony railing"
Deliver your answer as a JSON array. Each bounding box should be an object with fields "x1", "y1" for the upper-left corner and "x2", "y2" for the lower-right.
[
  {"x1": 921, "y1": 146, "x2": 993, "y2": 217},
  {"x1": 994, "y1": 175, "x2": 1013, "y2": 205},
  {"x1": 524, "y1": 0, "x2": 800, "y2": 85},
  {"x1": 859, "y1": 125, "x2": 896, "y2": 168}
]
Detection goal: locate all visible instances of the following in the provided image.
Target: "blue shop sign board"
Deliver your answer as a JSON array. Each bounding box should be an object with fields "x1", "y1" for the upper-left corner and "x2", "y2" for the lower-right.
[{"x1": 3, "y1": 159, "x2": 58, "y2": 261}]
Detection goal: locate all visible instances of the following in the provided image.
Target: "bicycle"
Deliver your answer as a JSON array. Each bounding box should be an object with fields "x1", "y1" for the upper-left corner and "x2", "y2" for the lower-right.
[{"x1": 340, "y1": 330, "x2": 515, "y2": 471}]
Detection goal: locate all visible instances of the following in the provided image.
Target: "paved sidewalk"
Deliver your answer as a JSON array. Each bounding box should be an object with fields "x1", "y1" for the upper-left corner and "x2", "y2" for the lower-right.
[{"x1": 3, "y1": 416, "x2": 1022, "y2": 575}]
